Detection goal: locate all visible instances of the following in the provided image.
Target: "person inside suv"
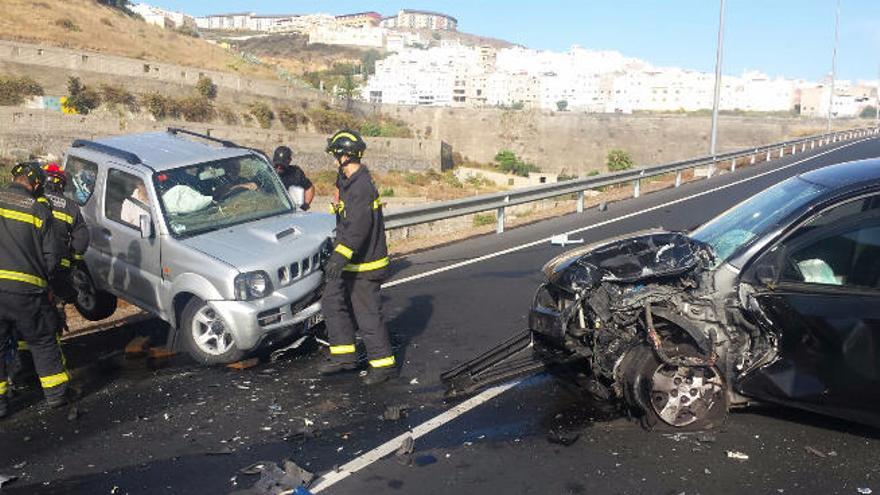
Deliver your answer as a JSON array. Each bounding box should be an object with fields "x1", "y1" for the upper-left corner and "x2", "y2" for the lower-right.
[{"x1": 120, "y1": 181, "x2": 150, "y2": 227}]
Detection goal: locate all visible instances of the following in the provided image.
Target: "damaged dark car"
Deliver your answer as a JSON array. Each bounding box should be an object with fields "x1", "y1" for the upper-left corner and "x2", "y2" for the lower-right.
[{"x1": 445, "y1": 159, "x2": 880, "y2": 431}]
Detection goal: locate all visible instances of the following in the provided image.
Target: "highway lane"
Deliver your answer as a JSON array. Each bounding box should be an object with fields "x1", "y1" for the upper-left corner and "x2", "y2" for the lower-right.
[{"x1": 1, "y1": 136, "x2": 878, "y2": 494}]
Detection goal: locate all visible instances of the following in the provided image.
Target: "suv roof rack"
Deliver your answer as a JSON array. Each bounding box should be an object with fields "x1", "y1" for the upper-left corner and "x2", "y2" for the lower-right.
[
  {"x1": 71, "y1": 139, "x2": 142, "y2": 165},
  {"x1": 167, "y1": 127, "x2": 240, "y2": 148}
]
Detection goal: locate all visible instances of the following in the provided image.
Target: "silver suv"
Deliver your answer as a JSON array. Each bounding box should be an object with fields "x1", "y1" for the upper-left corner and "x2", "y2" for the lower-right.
[{"x1": 62, "y1": 128, "x2": 334, "y2": 364}]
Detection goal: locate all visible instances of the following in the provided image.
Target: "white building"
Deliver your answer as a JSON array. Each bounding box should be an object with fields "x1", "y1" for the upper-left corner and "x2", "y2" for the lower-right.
[
  {"x1": 131, "y1": 3, "x2": 196, "y2": 29},
  {"x1": 381, "y1": 9, "x2": 458, "y2": 31}
]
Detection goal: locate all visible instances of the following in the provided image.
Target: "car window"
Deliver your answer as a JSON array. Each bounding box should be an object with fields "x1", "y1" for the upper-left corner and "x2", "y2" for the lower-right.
[
  {"x1": 779, "y1": 195, "x2": 880, "y2": 289},
  {"x1": 105, "y1": 169, "x2": 150, "y2": 229},
  {"x1": 64, "y1": 156, "x2": 98, "y2": 206}
]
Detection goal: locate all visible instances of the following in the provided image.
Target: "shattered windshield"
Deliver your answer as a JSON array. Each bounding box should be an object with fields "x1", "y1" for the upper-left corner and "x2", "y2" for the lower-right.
[
  {"x1": 691, "y1": 176, "x2": 826, "y2": 266},
  {"x1": 153, "y1": 154, "x2": 292, "y2": 237}
]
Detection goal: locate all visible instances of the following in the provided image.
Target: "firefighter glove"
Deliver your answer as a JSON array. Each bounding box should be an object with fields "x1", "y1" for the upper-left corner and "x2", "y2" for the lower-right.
[{"x1": 324, "y1": 252, "x2": 347, "y2": 279}]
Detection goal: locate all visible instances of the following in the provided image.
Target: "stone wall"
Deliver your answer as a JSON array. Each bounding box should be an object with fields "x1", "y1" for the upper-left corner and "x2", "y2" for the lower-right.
[
  {"x1": 0, "y1": 108, "x2": 446, "y2": 172},
  {"x1": 0, "y1": 39, "x2": 320, "y2": 102},
  {"x1": 365, "y1": 104, "x2": 869, "y2": 174}
]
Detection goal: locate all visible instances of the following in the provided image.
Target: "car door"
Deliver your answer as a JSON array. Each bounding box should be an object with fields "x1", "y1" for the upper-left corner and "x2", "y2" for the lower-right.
[
  {"x1": 91, "y1": 166, "x2": 163, "y2": 314},
  {"x1": 739, "y1": 193, "x2": 880, "y2": 427}
]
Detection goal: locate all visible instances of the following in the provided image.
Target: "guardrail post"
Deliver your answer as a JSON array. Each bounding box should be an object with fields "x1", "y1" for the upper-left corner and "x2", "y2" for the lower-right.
[
  {"x1": 496, "y1": 196, "x2": 509, "y2": 234},
  {"x1": 576, "y1": 191, "x2": 585, "y2": 213},
  {"x1": 778, "y1": 147, "x2": 784, "y2": 158},
  {"x1": 730, "y1": 157, "x2": 736, "y2": 172},
  {"x1": 766, "y1": 150, "x2": 771, "y2": 161},
  {"x1": 633, "y1": 178, "x2": 641, "y2": 198},
  {"x1": 801, "y1": 142, "x2": 806, "y2": 152},
  {"x1": 675, "y1": 170, "x2": 682, "y2": 187},
  {"x1": 790, "y1": 145, "x2": 795, "y2": 154},
  {"x1": 811, "y1": 140, "x2": 815, "y2": 149},
  {"x1": 708, "y1": 159, "x2": 716, "y2": 178},
  {"x1": 751, "y1": 150, "x2": 757, "y2": 164}
]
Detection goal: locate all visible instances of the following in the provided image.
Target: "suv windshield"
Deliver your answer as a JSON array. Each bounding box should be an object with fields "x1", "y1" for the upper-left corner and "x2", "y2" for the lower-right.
[
  {"x1": 153, "y1": 153, "x2": 292, "y2": 237},
  {"x1": 691, "y1": 176, "x2": 827, "y2": 266}
]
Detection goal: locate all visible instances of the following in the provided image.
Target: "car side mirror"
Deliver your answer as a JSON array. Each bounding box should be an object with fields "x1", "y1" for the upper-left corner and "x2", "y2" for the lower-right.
[
  {"x1": 288, "y1": 185, "x2": 305, "y2": 210},
  {"x1": 138, "y1": 213, "x2": 153, "y2": 239}
]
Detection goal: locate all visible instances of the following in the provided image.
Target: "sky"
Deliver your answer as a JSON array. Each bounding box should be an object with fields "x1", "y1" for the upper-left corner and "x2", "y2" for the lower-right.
[{"x1": 155, "y1": 1, "x2": 880, "y2": 82}]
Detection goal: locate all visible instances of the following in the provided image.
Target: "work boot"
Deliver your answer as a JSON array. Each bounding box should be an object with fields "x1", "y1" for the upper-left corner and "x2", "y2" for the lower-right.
[
  {"x1": 317, "y1": 358, "x2": 359, "y2": 376},
  {"x1": 45, "y1": 387, "x2": 78, "y2": 409},
  {"x1": 362, "y1": 366, "x2": 397, "y2": 386}
]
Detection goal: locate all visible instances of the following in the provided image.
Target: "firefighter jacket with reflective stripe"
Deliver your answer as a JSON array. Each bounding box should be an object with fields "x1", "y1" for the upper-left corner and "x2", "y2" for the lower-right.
[
  {"x1": 333, "y1": 165, "x2": 389, "y2": 275},
  {"x1": 44, "y1": 191, "x2": 90, "y2": 263},
  {"x1": 0, "y1": 184, "x2": 63, "y2": 294}
]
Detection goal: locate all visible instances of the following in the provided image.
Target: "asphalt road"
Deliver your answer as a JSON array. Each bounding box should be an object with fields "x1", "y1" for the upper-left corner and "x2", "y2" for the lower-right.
[{"x1": 2, "y1": 135, "x2": 879, "y2": 495}]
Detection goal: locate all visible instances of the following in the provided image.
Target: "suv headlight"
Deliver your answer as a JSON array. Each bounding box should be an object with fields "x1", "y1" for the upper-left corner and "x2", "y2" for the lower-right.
[{"x1": 234, "y1": 271, "x2": 273, "y2": 301}]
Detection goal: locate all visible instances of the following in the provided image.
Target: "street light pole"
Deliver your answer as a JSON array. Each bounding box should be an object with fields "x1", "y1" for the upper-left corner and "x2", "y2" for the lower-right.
[
  {"x1": 709, "y1": 0, "x2": 726, "y2": 158},
  {"x1": 827, "y1": 0, "x2": 841, "y2": 133}
]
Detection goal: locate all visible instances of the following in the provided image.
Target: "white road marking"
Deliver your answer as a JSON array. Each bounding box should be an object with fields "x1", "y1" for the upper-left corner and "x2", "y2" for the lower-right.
[
  {"x1": 309, "y1": 379, "x2": 522, "y2": 493},
  {"x1": 384, "y1": 138, "x2": 872, "y2": 289}
]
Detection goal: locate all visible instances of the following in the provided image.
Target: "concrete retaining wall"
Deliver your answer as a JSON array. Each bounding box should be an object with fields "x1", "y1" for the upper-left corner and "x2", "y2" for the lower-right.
[{"x1": 0, "y1": 108, "x2": 446, "y2": 172}]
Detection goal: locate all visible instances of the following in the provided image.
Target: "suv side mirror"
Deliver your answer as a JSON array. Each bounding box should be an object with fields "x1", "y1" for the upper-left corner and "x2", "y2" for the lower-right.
[
  {"x1": 754, "y1": 263, "x2": 777, "y2": 287},
  {"x1": 138, "y1": 213, "x2": 153, "y2": 239}
]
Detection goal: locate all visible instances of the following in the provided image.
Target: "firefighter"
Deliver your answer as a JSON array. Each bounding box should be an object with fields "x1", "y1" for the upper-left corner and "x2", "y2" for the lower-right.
[
  {"x1": 0, "y1": 162, "x2": 70, "y2": 418},
  {"x1": 42, "y1": 162, "x2": 90, "y2": 306},
  {"x1": 272, "y1": 145, "x2": 315, "y2": 210},
  {"x1": 319, "y1": 130, "x2": 396, "y2": 385}
]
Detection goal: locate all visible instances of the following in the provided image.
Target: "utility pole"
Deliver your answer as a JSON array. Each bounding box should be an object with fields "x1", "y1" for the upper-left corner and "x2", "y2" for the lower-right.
[
  {"x1": 709, "y1": 0, "x2": 726, "y2": 158},
  {"x1": 827, "y1": 0, "x2": 841, "y2": 133}
]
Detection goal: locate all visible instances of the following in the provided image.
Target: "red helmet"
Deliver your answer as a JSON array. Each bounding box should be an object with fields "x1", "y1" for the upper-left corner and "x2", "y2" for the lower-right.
[{"x1": 43, "y1": 162, "x2": 67, "y2": 190}]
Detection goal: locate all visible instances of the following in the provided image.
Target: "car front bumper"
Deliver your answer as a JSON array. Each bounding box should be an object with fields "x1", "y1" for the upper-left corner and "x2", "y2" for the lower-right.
[{"x1": 207, "y1": 271, "x2": 324, "y2": 350}]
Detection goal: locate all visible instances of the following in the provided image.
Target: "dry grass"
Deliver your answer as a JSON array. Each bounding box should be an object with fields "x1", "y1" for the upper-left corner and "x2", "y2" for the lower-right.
[{"x1": 0, "y1": 0, "x2": 276, "y2": 80}]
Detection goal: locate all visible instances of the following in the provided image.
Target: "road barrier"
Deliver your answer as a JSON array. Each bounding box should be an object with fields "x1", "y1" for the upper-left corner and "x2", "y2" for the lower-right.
[{"x1": 384, "y1": 127, "x2": 880, "y2": 234}]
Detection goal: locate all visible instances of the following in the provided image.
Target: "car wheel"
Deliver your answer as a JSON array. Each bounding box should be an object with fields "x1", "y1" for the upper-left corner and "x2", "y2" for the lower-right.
[
  {"x1": 622, "y1": 344, "x2": 728, "y2": 431},
  {"x1": 180, "y1": 297, "x2": 246, "y2": 365},
  {"x1": 71, "y1": 267, "x2": 118, "y2": 321}
]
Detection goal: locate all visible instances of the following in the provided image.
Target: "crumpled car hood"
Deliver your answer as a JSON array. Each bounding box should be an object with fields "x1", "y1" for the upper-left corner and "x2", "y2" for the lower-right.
[{"x1": 543, "y1": 231, "x2": 716, "y2": 290}]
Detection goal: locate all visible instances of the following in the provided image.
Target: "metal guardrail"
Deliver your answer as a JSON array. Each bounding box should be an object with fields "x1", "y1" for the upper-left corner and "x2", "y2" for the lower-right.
[{"x1": 384, "y1": 126, "x2": 880, "y2": 233}]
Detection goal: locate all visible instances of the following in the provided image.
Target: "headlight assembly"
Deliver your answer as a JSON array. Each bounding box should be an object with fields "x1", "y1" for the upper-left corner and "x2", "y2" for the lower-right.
[{"x1": 234, "y1": 271, "x2": 273, "y2": 301}]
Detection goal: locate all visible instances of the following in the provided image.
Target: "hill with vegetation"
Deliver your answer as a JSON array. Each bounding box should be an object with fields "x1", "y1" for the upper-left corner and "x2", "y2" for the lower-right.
[{"x1": 0, "y1": 0, "x2": 276, "y2": 79}]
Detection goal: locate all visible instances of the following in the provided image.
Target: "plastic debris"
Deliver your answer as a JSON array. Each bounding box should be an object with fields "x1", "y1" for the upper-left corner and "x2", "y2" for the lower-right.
[
  {"x1": 395, "y1": 436, "x2": 415, "y2": 466},
  {"x1": 550, "y1": 234, "x2": 585, "y2": 247},
  {"x1": 0, "y1": 473, "x2": 17, "y2": 488},
  {"x1": 726, "y1": 451, "x2": 749, "y2": 461},
  {"x1": 857, "y1": 489, "x2": 873, "y2": 495},
  {"x1": 804, "y1": 446, "x2": 827, "y2": 458},
  {"x1": 240, "y1": 461, "x2": 273, "y2": 476},
  {"x1": 409, "y1": 378, "x2": 419, "y2": 385},
  {"x1": 249, "y1": 459, "x2": 314, "y2": 494},
  {"x1": 382, "y1": 404, "x2": 409, "y2": 421}
]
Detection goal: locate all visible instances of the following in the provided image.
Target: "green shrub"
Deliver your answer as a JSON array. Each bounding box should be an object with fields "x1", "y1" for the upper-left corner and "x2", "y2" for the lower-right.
[
  {"x1": 0, "y1": 75, "x2": 43, "y2": 105},
  {"x1": 494, "y1": 149, "x2": 540, "y2": 177},
  {"x1": 99, "y1": 84, "x2": 138, "y2": 112},
  {"x1": 441, "y1": 171, "x2": 463, "y2": 188},
  {"x1": 308, "y1": 107, "x2": 361, "y2": 134},
  {"x1": 360, "y1": 116, "x2": 413, "y2": 138},
  {"x1": 587, "y1": 169, "x2": 600, "y2": 176},
  {"x1": 380, "y1": 187, "x2": 395, "y2": 197},
  {"x1": 606, "y1": 149, "x2": 634, "y2": 172},
  {"x1": 248, "y1": 102, "x2": 274, "y2": 129},
  {"x1": 140, "y1": 92, "x2": 179, "y2": 120},
  {"x1": 196, "y1": 76, "x2": 217, "y2": 100},
  {"x1": 278, "y1": 106, "x2": 309, "y2": 131},
  {"x1": 179, "y1": 96, "x2": 214, "y2": 122},
  {"x1": 66, "y1": 77, "x2": 101, "y2": 114},
  {"x1": 473, "y1": 213, "x2": 495, "y2": 227},
  {"x1": 55, "y1": 18, "x2": 81, "y2": 32}
]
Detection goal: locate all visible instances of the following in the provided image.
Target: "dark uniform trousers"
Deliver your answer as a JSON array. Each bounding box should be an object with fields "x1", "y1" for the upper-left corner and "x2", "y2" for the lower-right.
[
  {"x1": 322, "y1": 273, "x2": 394, "y2": 368},
  {"x1": 0, "y1": 292, "x2": 69, "y2": 400}
]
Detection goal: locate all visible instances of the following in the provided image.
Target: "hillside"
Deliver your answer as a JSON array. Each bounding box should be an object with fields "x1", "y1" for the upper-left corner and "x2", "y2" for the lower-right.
[
  {"x1": 0, "y1": 0, "x2": 277, "y2": 80},
  {"x1": 225, "y1": 33, "x2": 372, "y2": 75}
]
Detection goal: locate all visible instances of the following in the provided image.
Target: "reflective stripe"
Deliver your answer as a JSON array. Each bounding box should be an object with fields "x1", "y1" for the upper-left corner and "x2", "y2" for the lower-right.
[
  {"x1": 0, "y1": 381, "x2": 6, "y2": 395},
  {"x1": 0, "y1": 208, "x2": 43, "y2": 228},
  {"x1": 72, "y1": 253, "x2": 84, "y2": 261},
  {"x1": 334, "y1": 244, "x2": 354, "y2": 259},
  {"x1": 334, "y1": 132, "x2": 360, "y2": 143},
  {"x1": 39, "y1": 371, "x2": 70, "y2": 389},
  {"x1": 369, "y1": 356, "x2": 396, "y2": 368},
  {"x1": 37, "y1": 197, "x2": 49, "y2": 205},
  {"x1": 52, "y1": 210, "x2": 74, "y2": 224},
  {"x1": 60, "y1": 258, "x2": 71, "y2": 268},
  {"x1": 343, "y1": 257, "x2": 389, "y2": 273},
  {"x1": 18, "y1": 340, "x2": 29, "y2": 351},
  {"x1": 330, "y1": 344, "x2": 356, "y2": 355},
  {"x1": 372, "y1": 198, "x2": 382, "y2": 210},
  {"x1": 0, "y1": 270, "x2": 47, "y2": 288}
]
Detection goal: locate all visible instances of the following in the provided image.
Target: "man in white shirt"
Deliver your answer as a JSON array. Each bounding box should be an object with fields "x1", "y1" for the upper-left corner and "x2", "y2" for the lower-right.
[{"x1": 120, "y1": 181, "x2": 149, "y2": 227}]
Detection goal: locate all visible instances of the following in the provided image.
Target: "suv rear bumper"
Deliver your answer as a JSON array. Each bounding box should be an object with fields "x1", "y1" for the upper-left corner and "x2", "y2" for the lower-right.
[{"x1": 207, "y1": 271, "x2": 324, "y2": 350}]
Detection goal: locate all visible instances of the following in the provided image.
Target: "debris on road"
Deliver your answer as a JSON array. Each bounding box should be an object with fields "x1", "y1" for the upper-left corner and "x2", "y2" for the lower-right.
[
  {"x1": 248, "y1": 458, "x2": 314, "y2": 494},
  {"x1": 239, "y1": 461, "x2": 273, "y2": 476},
  {"x1": 395, "y1": 436, "x2": 415, "y2": 466},
  {"x1": 857, "y1": 488, "x2": 873, "y2": 495},
  {"x1": 270, "y1": 335, "x2": 311, "y2": 362},
  {"x1": 547, "y1": 429, "x2": 581, "y2": 446},
  {"x1": 382, "y1": 404, "x2": 409, "y2": 421},
  {"x1": 550, "y1": 234, "x2": 585, "y2": 247},
  {"x1": 148, "y1": 347, "x2": 176, "y2": 359},
  {"x1": 227, "y1": 358, "x2": 260, "y2": 370},
  {"x1": 124, "y1": 336, "x2": 150, "y2": 355},
  {"x1": 414, "y1": 454, "x2": 437, "y2": 467},
  {"x1": 0, "y1": 473, "x2": 18, "y2": 488},
  {"x1": 804, "y1": 446, "x2": 827, "y2": 458},
  {"x1": 726, "y1": 451, "x2": 750, "y2": 461}
]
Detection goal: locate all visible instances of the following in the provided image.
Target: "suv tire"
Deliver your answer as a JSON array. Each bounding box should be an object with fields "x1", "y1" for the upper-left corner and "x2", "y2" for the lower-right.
[
  {"x1": 180, "y1": 297, "x2": 246, "y2": 365},
  {"x1": 71, "y1": 267, "x2": 118, "y2": 321}
]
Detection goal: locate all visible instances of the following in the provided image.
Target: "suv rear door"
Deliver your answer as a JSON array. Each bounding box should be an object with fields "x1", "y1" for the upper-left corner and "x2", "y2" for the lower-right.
[{"x1": 91, "y1": 164, "x2": 163, "y2": 314}]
